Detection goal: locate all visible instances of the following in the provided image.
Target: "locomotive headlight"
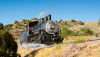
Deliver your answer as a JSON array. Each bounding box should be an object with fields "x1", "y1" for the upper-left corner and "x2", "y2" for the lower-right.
[
  {"x1": 51, "y1": 25, "x2": 55, "y2": 29},
  {"x1": 45, "y1": 20, "x2": 58, "y2": 34}
]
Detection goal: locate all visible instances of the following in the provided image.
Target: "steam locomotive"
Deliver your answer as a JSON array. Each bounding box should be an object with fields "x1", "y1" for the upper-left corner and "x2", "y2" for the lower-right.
[{"x1": 20, "y1": 15, "x2": 63, "y2": 44}]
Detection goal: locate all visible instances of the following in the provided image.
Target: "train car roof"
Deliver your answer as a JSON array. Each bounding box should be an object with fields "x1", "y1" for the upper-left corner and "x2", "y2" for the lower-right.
[{"x1": 28, "y1": 21, "x2": 39, "y2": 27}]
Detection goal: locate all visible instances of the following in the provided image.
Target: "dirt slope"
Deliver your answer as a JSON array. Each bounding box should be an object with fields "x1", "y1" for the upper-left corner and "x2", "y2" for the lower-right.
[{"x1": 34, "y1": 39, "x2": 100, "y2": 57}]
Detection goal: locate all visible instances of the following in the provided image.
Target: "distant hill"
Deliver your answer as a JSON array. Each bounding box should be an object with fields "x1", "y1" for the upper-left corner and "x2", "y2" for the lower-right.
[{"x1": 4, "y1": 19, "x2": 100, "y2": 40}]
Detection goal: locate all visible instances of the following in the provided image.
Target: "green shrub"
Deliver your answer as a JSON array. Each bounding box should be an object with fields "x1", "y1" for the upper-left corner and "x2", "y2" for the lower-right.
[
  {"x1": 61, "y1": 27, "x2": 80, "y2": 37},
  {"x1": 14, "y1": 20, "x2": 18, "y2": 24},
  {"x1": 77, "y1": 21, "x2": 84, "y2": 25},
  {"x1": 76, "y1": 39, "x2": 85, "y2": 43},
  {"x1": 72, "y1": 31, "x2": 79, "y2": 36},
  {"x1": 64, "y1": 21, "x2": 67, "y2": 25},
  {"x1": 79, "y1": 28, "x2": 93, "y2": 35},
  {"x1": 95, "y1": 34, "x2": 99, "y2": 37},
  {"x1": 71, "y1": 19, "x2": 75, "y2": 22},
  {"x1": 0, "y1": 30, "x2": 18, "y2": 57},
  {"x1": 4, "y1": 24, "x2": 13, "y2": 30},
  {"x1": 61, "y1": 27, "x2": 73, "y2": 37}
]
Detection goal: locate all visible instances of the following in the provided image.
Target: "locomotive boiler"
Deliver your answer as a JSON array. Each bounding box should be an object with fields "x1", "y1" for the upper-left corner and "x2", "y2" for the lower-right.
[{"x1": 20, "y1": 15, "x2": 63, "y2": 44}]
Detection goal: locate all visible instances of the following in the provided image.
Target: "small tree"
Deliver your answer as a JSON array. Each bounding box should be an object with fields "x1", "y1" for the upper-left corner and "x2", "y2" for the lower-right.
[{"x1": 0, "y1": 30, "x2": 18, "y2": 57}]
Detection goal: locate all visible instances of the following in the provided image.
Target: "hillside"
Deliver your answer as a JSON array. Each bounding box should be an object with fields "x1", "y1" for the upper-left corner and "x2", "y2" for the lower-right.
[
  {"x1": 4, "y1": 18, "x2": 38, "y2": 40},
  {"x1": 4, "y1": 19, "x2": 100, "y2": 57},
  {"x1": 5, "y1": 19, "x2": 100, "y2": 40}
]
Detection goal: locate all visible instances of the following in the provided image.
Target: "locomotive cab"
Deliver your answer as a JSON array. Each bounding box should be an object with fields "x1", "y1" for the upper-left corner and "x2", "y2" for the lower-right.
[{"x1": 27, "y1": 21, "x2": 39, "y2": 35}]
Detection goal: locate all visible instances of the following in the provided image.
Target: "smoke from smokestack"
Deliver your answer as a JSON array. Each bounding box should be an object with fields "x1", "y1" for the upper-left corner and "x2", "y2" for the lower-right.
[
  {"x1": 38, "y1": 10, "x2": 52, "y2": 18},
  {"x1": 38, "y1": 11, "x2": 46, "y2": 18}
]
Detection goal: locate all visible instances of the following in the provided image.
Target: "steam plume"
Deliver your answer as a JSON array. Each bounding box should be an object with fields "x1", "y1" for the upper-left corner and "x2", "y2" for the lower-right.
[{"x1": 38, "y1": 11, "x2": 46, "y2": 18}]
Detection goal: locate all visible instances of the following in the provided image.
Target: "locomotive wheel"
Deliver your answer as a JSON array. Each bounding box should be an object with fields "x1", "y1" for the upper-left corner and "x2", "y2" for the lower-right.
[
  {"x1": 41, "y1": 35, "x2": 53, "y2": 45},
  {"x1": 27, "y1": 35, "x2": 41, "y2": 43},
  {"x1": 55, "y1": 36, "x2": 64, "y2": 43}
]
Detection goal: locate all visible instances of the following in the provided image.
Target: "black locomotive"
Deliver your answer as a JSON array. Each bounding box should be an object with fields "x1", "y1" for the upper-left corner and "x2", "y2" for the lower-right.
[{"x1": 20, "y1": 15, "x2": 63, "y2": 44}]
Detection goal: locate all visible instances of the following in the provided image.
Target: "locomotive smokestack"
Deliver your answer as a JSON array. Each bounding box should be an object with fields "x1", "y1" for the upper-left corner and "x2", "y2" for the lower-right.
[
  {"x1": 48, "y1": 14, "x2": 51, "y2": 20},
  {"x1": 45, "y1": 16, "x2": 48, "y2": 21}
]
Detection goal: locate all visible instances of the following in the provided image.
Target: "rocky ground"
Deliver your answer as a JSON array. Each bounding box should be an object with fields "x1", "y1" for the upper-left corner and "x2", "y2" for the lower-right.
[
  {"x1": 17, "y1": 38, "x2": 100, "y2": 57},
  {"x1": 34, "y1": 39, "x2": 100, "y2": 57}
]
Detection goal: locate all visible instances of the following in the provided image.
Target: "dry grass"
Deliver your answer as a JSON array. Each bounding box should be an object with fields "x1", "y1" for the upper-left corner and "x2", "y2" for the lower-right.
[
  {"x1": 18, "y1": 48, "x2": 38, "y2": 57},
  {"x1": 63, "y1": 35, "x2": 99, "y2": 43},
  {"x1": 34, "y1": 35, "x2": 100, "y2": 57},
  {"x1": 34, "y1": 38, "x2": 100, "y2": 57},
  {"x1": 34, "y1": 45, "x2": 71, "y2": 57}
]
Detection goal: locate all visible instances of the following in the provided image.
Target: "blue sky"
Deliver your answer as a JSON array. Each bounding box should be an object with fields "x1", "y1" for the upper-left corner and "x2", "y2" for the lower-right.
[{"x1": 0, "y1": 0, "x2": 100, "y2": 25}]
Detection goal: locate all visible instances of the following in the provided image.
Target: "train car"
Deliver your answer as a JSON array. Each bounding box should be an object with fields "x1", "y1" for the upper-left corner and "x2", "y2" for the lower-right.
[{"x1": 20, "y1": 15, "x2": 63, "y2": 44}]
